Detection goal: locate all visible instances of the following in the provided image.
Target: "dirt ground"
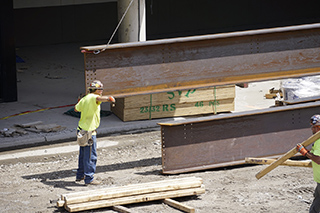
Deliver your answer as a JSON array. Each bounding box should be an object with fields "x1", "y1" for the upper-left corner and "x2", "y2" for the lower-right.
[{"x1": 0, "y1": 130, "x2": 316, "y2": 213}]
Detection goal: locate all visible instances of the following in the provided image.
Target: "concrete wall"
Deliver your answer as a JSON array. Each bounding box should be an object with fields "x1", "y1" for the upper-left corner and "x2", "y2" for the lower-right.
[
  {"x1": 13, "y1": 0, "x2": 320, "y2": 46},
  {"x1": 14, "y1": 2, "x2": 117, "y2": 46},
  {"x1": 146, "y1": 0, "x2": 320, "y2": 40}
]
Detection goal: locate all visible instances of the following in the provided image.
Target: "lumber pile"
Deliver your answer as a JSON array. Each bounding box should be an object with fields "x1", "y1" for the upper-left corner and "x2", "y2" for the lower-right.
[
  {"x1": 57, "y1": 177, "x2": 205, "y2": 212},
  {"x1": 112, "y1": 85, "x2": 235, "y2": 121}
]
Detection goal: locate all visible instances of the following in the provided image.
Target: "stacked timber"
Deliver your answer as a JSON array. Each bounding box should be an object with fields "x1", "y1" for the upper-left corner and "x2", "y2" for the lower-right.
[
  {"x1": 112, "y1": 85, "x2": 235, "y2": 121},
  {"x1": 57, "y1": 177, "x2": 205, "y2": 212}
]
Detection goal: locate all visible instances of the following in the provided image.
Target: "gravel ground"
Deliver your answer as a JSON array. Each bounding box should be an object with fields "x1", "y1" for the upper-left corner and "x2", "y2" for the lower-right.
[{"x1": 0, "y1": 130, "x2": 315, "y2": 213}]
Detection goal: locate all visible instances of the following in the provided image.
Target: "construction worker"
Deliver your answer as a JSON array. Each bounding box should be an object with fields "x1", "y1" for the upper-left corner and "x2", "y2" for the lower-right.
[
  {"x1": 75, "y1": 80, "x2": 115, "y2": 185},
  {"x1": 297, "y1": 114, "x2": 320, "y2": 213}
]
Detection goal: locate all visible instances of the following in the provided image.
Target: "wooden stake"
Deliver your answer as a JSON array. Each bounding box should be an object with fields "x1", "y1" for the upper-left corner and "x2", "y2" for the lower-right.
[
  {"x1": 245, "y1": 157, "x2": 312, "y2": 167},
  {"x1": 112, "y1": 205, "x2": 134, "y2": 213},
  {"x1": 255, "y1": 131, "x2": 320, "y2": 179},
  {"x1": 163, "y1": 198, "x2": 195, "y2": 213}
]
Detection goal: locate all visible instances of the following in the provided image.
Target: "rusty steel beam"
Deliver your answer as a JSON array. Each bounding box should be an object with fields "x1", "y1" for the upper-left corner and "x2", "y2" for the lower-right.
[
  {"x1": 81, "y1": 23, "x2": 320, "y2": 96},
  {"x1": 158, "y1": 101, "x2": 320, "y2": 174}
]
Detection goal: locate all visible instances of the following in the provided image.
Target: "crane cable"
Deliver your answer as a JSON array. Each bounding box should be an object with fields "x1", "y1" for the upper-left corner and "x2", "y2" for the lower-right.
[{"x1": 94, "y1": 0, "x2": 135, "y2": 54}]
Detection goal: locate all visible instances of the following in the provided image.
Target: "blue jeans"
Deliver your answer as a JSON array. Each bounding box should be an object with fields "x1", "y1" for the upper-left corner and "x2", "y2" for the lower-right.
[
  {"x1": 76, "y1": 135, "x2": 97, "y2": 184},
  {"x1": 310, "y1": 183, "x2": 320, "y2": 213}
]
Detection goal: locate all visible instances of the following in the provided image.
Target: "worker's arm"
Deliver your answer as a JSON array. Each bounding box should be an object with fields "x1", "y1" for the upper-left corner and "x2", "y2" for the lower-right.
[
  {"x1": 297, "y1": 144, "x2": 320, "y2": 165},
  {"x1": 96, "y1": 96, "x2": 115, "y2": 103},
  {"x1": 306, "y1": 152, "x2": 320, "y2": 165}
]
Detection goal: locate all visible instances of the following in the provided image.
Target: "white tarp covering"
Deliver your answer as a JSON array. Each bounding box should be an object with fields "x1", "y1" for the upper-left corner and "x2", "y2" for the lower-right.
[{"x1": 281, "y1": 75, "x2": 320, "y2": 101}]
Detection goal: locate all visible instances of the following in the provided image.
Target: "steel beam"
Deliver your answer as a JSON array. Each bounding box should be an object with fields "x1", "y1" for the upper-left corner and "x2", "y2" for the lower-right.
[
  {"x1": 81, "y1": 23, "x2": 320, "y2": 96},
  {"x1": 158, "y1": 101, "x2": 320, "y2": 174}
]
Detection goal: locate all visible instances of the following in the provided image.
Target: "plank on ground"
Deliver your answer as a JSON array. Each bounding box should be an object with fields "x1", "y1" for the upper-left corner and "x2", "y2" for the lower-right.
[
  {"x1": 245, "y1": 157, "x2": 312, "y2": 167},
  {"x1": 63, "y1": 178, "x2": 202, "y2": 206},
  {"x1": 112, "y1": 205, "x2": 135, "y2": 213},
  {"x1": 163, "y1": 198, "x2": 195, "y2": 213},
  {"x1": 66, "y1": 185, "x2": 205, "y2": 212},
  {"x1": 60, "y1": 177, "x2": 202, "y2": 204}
]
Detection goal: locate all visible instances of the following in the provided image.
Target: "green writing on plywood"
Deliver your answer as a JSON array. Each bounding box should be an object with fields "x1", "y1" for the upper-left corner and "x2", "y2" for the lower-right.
[
  {"x1": 209, "y1": 100, "x2": 220, "y2": 106},
  {"x1": 140, "y1": 104, "x2": 176, "y2": 114},
  {"x1": 167, "y1": 89, "x2": 196, "y2": 100},
  {"x1": 139, "y1": 100, "x2": 220, "y2": 114}
]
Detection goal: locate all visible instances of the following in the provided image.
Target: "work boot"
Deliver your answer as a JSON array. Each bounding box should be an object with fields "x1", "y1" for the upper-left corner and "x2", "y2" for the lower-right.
[
  {"x1": 85, "y1": 179, "x2": 100, "y2": 186},
  {"x1": 75, "y1": 177, "x2": 84, "y2": 182}
]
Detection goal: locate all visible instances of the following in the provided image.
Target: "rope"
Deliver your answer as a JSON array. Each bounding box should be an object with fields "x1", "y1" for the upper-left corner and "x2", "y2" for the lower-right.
[
  {"x1": 107, "y1": 0, "x2": 135, "y2": 46},
  {"x1": 93, "y1": 0, "x2": 135, "y2": 54}
]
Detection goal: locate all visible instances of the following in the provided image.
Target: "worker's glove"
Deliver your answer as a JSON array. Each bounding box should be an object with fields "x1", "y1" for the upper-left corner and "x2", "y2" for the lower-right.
[
  {"x1": 108, "y1": 96, "x2": 116, "y2": 103},
  {"x1": 296, "y1": 143, "x2": 309, "y2": 156}
]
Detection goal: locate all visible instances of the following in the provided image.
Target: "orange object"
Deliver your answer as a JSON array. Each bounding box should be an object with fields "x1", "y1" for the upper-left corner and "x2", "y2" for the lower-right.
[
  {"x1": 296, "y1": 143, "x2": 309, "y2": 156},
  {"x1": 108, "y1": 96, "x2": 115, "y2": 102}
]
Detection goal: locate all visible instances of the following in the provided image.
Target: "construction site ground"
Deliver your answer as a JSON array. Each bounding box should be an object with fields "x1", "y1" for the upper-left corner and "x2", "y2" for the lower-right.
[
  {"x1": 0, "y1": 131, "x2": 315, "y2": 213},
  {"x1": 0, "y1": 43, "x2": 316, "y2": 212}
]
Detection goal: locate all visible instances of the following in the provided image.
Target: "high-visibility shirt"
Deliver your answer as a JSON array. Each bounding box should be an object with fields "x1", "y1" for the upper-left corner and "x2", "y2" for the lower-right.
[
  {"x1": 75, "y1": 93, "x2": 101, "y2": 132},
  {"x1": 311, "y1": 138, "x2": 320, "y2": 183}
]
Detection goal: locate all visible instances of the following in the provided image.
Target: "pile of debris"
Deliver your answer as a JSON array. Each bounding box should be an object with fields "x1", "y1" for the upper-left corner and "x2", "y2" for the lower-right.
[
  {"x1": 0, "y1": 121, "x2": 66, "y2": 137},
  {"x1": 264, "y1": 88, "x2": 283, "y2": 99}
]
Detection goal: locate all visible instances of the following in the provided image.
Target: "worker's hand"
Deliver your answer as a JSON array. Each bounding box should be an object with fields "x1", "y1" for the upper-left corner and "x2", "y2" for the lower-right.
[
  {"x1": 108, "y1": 96, "x2": 115, "y2": 103},
  {"x1": 296, "y1": 143, "x2": 309, "y2": 156}
]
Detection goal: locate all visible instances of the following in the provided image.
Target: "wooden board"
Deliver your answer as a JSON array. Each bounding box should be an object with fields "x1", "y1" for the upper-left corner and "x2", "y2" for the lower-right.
[
  {"x1": 255, "y1": 130, "x2": 320, "y2": 179},
  {"x1": 62, "y1": 177, "x2": 202, "y2": 206},
  {"x1": 245, "y1": 157, "x2": 312, "y2": 167},
  {"x1": 163, "y1": 198, "x2": 195, "y2": 213},
  {"x1": 112, "y1": 85, "x2": 235, "y2": 121},
  {"x1": 58, "y1": 177, "x2": 204, "y2": 212},
  {"x1": 66, "y1": 186, "x2": 205, "y2": 212}
]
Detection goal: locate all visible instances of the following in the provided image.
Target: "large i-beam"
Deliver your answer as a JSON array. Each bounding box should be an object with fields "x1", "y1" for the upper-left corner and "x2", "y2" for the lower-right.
[
  {"x1": 159, "y1": 101, "x2": 320, "y2": 174},
  {"x1": 81, "y1": 23, "x2": 320, "y2": 97}
]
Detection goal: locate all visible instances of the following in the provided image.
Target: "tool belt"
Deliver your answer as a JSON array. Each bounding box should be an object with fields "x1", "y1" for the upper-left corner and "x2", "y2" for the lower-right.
[{"x1": 76, "y1": 126, "x2": 94, "y2": 147}]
